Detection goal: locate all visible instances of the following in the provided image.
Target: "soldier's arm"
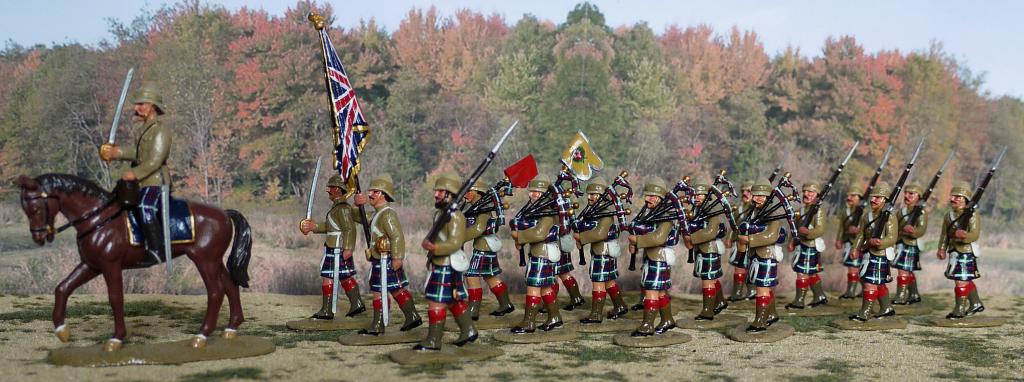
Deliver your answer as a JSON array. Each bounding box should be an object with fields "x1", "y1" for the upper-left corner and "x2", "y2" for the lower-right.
[
  {"x1": 851, "y1": 218, "x2": 868, "y2": 250},
  {"x1": 910, "y1": 209, "x2": 928, "y2": 239},
  {"x1": 689, "y1": 219, "x2": 718, "y2": 245},
  {"x1": 132, "y1": 125, "x2": 170, "y2": 181},
  {"x1": 339, "y1": 205, "x2": 356, "y2": 251},
  {"x1": 463, "y1": 212, "x2": 489, "y2": 243},
  {"x1": 879, "y1": 217, "x2": 898, "y2": 249},
  {"x1": 433, "y1": 212, "x2": 466, "y2": 256},
  {"x1": 383, "y1": 210, "x2": 405, "y2": 260},
  {"x1": 351, "y1": 207, "x2": 365, "y2": 225},
  {"x1": 578, "y1": 217, "x2": 612, "y2": 245},
  {"x1": 959, "y1": 213, "x2": 980, "y2": 244},
  {"x1": 517, "y1": 217, "x2": 553, "y2": 245},
  {"x1": 116, "y1": 145, "x2": 137, "y2": 161},
  {"x1": 747, "y1": 220, "x2": 781, "y2": 247},
  {"x1": 937, "y1": 217, "x2": 950, "y2": 252},
  {"x1": 636, "y1": 221, "x2": 671, "y2": 248},
  {"x1": 804, "y1": 209, "x2": 826, "y2": 240}
]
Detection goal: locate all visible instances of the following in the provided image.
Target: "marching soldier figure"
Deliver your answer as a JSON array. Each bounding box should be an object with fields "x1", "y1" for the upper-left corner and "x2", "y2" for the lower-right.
[
  {"x1": 629, "y1": 177, "x2": 677, "y2": 337},
  {"x1": 554, "y1": 233, "x2": 586, "y2": 311},
  {"x1": 936, "y1": 182, "x2": 984, "y2": 319},
  {"x1": 298, "y1": 175, "x2": 366, "y2": 320},
  {"x1": 727, "y1": 182, "x2": 756, "y2": 301},
  {"x1": 462, "y1": 181, "x2": 515, "y2": 320},
  {"x1": 894, "y1": 182, "x2": 927, "y2": 305},
  {"x1": 416, "y1": 173, "x2": 476, "y2": 350},
  {"x1": 510, "y1": 176, "x2": 564, "y2": 333},
  {"x1": 352, "y1": 175, "x2": 421, "y2": 335},
  {"x1": 786, "y1": 182, "x2": 829, "y2": 309},
  {"x1": 737, "y1": 181, "x2": 783, "y2": 332},
  {"x1": 575, "y1": 177, "x2": 629, "y2": 324},
  {"x1": 99, "y1": 82, "x2": 172, "y2": 266},
  {"x1": 848, "y1": 182, "x2": 898, "y2": 321},
  {"x1": 684, "y1": 181, "x2": 729, "y2": 320},
  {"x1": 837, "y1": 188, "x2": 864, "y2": 299}
]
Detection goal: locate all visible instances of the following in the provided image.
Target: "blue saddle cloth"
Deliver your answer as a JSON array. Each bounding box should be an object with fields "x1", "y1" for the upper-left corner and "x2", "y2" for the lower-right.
[{"x1": 127, "y1": 197, "x2": 196, "y2": 246}]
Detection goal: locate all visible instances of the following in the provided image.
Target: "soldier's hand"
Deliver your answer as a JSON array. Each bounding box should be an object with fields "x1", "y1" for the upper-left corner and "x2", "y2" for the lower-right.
[
  {"x1": 298, "y1": 219, "x2": 316, "y2": 235},
  {"x1": 342, "y1": 249, "x2": 353, "y2": 260},
  {"x1": 724, "y1": 238, "x2": 733, "y2": 249},
  {"x1": 787, "y1": 241, "x2": 796, "y2": 253},
  {"x1": 737, "y1": 235, "x2": 749, "y2": 245},
  {"x1": 847, "y1": 226, "x2": 860, "y2": 235},
  {"x1": 421, "y1": 239, "x2": 437, "y2": 252},
  {"x1": 798, "y1": 227, "x2": 809, "y2": 236},
  {"x1": 629, "y1": 244, "x2": 637, "y2": 253},
  {"x1": 627, "y1": 235, "x2": 637, "y2": 244},
  {"x1": 954, "y1": 229, "x2": 967, "y2": 240},
  {"x1": 834, "y1": 240, "x2": 843, "y2": 250},
  {"x1": 936, "y1": 249, "x2": 946, "y2": 260},
  {"x1": 868, "y1": 238, "x2": 882, "y2": 248},
  {"x1": 353, "y1": 193, "x2": 368, "y2": 206},
  {"x1": 682, "y1": 235, "x2": 693, "y2": 249},
  {"x1": 99, "y1": 144, "x2": 120, "y2": 162},
  {"x1": 515, "y1": 243, "x2": 522, "y2": 251},
  {"x1": 850, "y1": 249, "x2": 861, "y2": 260},
  {"x1": 510, "y1": 231, "x2": 519, "y2": 240},
  {"x1": 121, "y1": 171, "x2": 137, "y2": 181},
  {"x1": 391, "y1": 258, "x2": 403, "y2": 271}
]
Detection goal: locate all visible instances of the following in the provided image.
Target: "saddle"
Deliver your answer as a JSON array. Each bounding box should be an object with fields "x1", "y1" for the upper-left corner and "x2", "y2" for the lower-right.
[{"x1": 126, "y1": 196, "x2": 196, "y2": 246}]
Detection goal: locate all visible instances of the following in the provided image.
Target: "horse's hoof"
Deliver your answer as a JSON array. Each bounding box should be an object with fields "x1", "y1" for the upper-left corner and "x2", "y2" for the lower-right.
[
  {"x1": 222, "y1": 328, "x2": 238, "y2": 340},
  {"x1": 190, "y1": 334, "x2": 208, "y2": 349},
  {"x1": 102, "y1": 338, "x2": 122, "y2": 352},
  {"x1": 54, "y1": 324, "x2": 70, "y2": 343}
]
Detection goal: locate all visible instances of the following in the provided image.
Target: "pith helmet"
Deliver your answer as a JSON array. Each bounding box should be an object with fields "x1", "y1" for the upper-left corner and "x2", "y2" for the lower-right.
[
  {"x1": 904, "y1": 182, "x2": 923, "y2": 195},
  {"x1": 751, "y1": 181, "x2": 772, "y2": 197},
  {"x1": 469, "y1": 180, "x2": 488, "y2": 194},
  {"x1": 802, "y1": 181, "x2": 821, "y2": 193},
  {"x1": 692, "y1": 181, "x2": 710, "y2": 196},
  {"x1": 326, "y1": 175, "x2": 348, "y2": 192},
  {"x1": 950, "y1": 181, "x2": 973, "y2": 199},
  {"x1": 527, "y1": 176, "x2": 550, "y2": 193},
  {"x1": 740, "y1": 181, "x2": 753, "y2": 191},
  {"x1": 642, "y1": 177, "x2": 667, "y2": 197},
  {"x1": 433, "y1": 172, "x2": 460, "y2": 194},
  {"x1": 368, "y1": 174, "x2": 395, "y2": 202},
  {"x1": 871, "y1": 181, "x2": 892, "y2": 199},
  {"x1": 586, "y1": 177, "x2": 608, "y2": 194},
  {"x1": 132, "y1": 81, "x2": 164, "y2": 115}
]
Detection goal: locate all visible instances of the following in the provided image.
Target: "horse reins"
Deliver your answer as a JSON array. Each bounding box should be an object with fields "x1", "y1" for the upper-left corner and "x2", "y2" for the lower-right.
[{"x1": 24, "y1": 191, "x2": 123, "y2": 241}]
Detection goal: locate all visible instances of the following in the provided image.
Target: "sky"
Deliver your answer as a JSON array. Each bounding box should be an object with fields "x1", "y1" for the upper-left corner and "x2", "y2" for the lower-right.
[{"x1": 2, "y1": 0, "x2": 1023, "y2": 98}]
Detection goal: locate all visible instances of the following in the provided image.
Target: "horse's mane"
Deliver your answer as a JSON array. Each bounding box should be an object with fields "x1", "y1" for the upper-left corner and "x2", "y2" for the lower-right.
[{"x1": 36, "y1": 174, "x2": 113, "y2": 203}]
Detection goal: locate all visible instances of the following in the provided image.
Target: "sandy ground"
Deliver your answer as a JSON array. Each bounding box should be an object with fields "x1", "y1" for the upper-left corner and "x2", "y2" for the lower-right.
[{"x1": 1, "y1": 291, "x2": 1022, "y2": 382}]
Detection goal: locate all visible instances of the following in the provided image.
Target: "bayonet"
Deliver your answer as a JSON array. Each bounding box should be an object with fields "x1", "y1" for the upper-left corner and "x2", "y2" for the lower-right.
[{"x1": 107, "y1": 67, "x2": 135, "y2": 144}]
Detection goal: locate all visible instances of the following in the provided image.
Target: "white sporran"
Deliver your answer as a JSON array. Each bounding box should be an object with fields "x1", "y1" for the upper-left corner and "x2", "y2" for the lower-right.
[
  {"x1": 450, "y1": 249, "x2": 470, "y2": 272},
  {"x1": 483, "y1": 235, "x2": 503, "y2": 252}
]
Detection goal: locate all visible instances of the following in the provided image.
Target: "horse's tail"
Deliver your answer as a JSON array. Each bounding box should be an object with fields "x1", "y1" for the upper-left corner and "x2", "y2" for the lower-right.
[{"x1": 225, "y1": 209, "x2": 252, "y2": 288}]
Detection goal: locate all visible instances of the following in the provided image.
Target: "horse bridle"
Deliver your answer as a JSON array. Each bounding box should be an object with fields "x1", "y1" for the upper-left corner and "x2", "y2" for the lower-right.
[{"x1": 23, "y1": 190, "x2": 121, "y2": 240}]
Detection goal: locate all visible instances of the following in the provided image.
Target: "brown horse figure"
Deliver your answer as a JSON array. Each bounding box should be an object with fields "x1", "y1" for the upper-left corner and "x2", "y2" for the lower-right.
[{"x1": 16, "y1": 174, "x2": 252, "y2": 351}]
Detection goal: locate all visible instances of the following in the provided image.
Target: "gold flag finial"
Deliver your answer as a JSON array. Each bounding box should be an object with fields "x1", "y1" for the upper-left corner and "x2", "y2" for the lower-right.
[{"x1": 307, "y1": 11, "x2": 326, "y2": 30}]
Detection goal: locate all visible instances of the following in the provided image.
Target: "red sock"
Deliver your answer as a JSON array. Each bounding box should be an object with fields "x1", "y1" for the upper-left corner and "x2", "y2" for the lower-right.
[
  {"x1": 490, "y1": 282, "x2": 508, "y2": 297},
  {"x1": 659, "y1": 295, "x2": 670, "y2": 308},
  {"x1": 551, "y1": 282, "x2": 560, "y2": 296},
  {"x1": 428, "y1": 306, "x2": 447, "y2": 324},
  {"x1": 756, "y1": 295, "x2": 771, "y2": 308},
  {"x1": 592, "y1": 291, "x2": 607, "y2": 301},
  {"x1": 372, "y1": 298, "x2": 382, "y2": 311},
  {"x1": 607, "y1": 283, "x2": 621, "y2": 297},
  {"x1": 955, "y1": 285, "x2": 971, "y2": 298},
  {"x1": 897, "y1": 275, "x2": 911, "y2": 287},
  {"x1": 562, "y1": 276, "x2": 578, "y2": 289},
  {"x1": 702, "y1": 287, "x2": 717, "y2": 298},
  {"x1": 847, "y1": 272, "x2": 860, "y2": 283},
  {"x1": 733, "y1": 271, "x2": 747, "y2": 284},
  {"x1": 811, "y1": 274, "x2": 821, "y2": 285},
  {"x1": 542, "y1": 292, "x2": 557, "y2": 305},
  {"x1": 468, "y1": 287, "x2": 484, "y2": 302},
  {"x1": 796, "y1": 278, "x2": 811, "y2": 289},
  {"x1": 644, "y1": 298, "x2": 659, "y2": 311},
  {"x1": 968, "y1": 281, "x2": 977, "y2": 293},
  {"x1": 449, "y1": 301, "x2": 468, "y2": 317},
  {"x1": 715, "y1": 279, "x2": 722, "y2": 291},
  {"x1": 340, "y1": 277, "x2": 358, "y2": 292},
  {"x1": 392, "y1": 289, "x2": 412, "y2": 306},
  {"x1": 321, "y1": 279, "x2": 333, "y2": 297},
  {"x1": 908, "y1": 274, "x2": 916, "y2": 283},
  {"x1": 878, "y1": 285, "x2": 889, "y2": 298},
  {"x1": 526, "y1": 295, "x2": 542, "y2": 308},
  {"x1": 863, "y1": 289, "x2": 879, "y2": 302}
]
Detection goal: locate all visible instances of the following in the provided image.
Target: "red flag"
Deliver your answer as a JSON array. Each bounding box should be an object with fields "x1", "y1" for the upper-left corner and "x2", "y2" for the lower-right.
[{"x1": 505, "y1": 155, "x2": 538, "y2": 188}]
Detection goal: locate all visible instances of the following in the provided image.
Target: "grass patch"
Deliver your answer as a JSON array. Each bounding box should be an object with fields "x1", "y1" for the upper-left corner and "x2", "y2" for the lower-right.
[
  {"x1": 785, "y1": 315, "x2": 839, "y2": 333},
  {"x1": 398, "y1": 362, "x2": 459, "y2": 378},
  {"x1": 909, "y1": 332, "x2": 1000, "y2": 368},
  {"x1": 549, "y1": 343, "x2": 657, "y2": 368},
  {"x1": 0, "y1": 300, "x2": 200, "y2": 323},
  {"x1": 245, "y1": 325, "x2": 339, "y2": 348},
  {"x1": 696, "y1": 371, "x2": 737, "y2": 382},
  {"x1": 179, "y1": 367, "x2": 264, "y2": 382},
  {"x1": 491, "y1": 371, "x2": 516, "y2": 382},
  {"x1": 786, "y1": 358, "x2": 855, "y2": 382}
]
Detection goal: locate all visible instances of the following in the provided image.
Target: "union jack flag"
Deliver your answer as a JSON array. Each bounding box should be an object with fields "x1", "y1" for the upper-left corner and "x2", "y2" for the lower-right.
[{"x1": 319, "y1": 28, "x2": 367, "y2": 182}]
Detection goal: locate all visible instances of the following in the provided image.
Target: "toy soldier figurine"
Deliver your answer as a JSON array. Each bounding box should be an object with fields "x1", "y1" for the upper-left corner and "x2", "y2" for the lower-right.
[
  {"x1": 298, "y1": 175, "x2": 366, "y2": 319},
  {"x1": 684, "y1": 181, "x2": 729, "y2": 320},
  {"x1": 415, "y1": 173, "x2": 476, "y2": 350},
  {"x1": 786, "y1": 182, "x2": 828, "y2": 309},
  {"x1": 510, "y1": 176, "x2": 564, "y2": 333},
  {"x1": 848, "y1": 182, "x2": 898, "y2": 321},
  {"x1": 554, "y1": 232, "x2": 586, "y2": 311},
  {"x1": 737, "y1": 181, "x2": 782, "y2": 332},
  {"x1": 462, "y1": 181, "x2": 515, "y2": 320},
  {"x1": 727, "y1": 181, "x2": 755, "y2": 301},
  {"x1": 629, "y1": 177, "x2": 677, "y2": 337},
  {"x1": 351, "y1": 175, "x2": 421, "y2": 335},
  {"x1": 936, "y1": 182, "x2": 983, "y2": 319},
  {"x1": 837, "y1": 188, "x2": 864, "y2": 299},
  {"x1": 98, "y1": 82, "x2": 172, "y2": 266},
  {"x1": 575, "y1": 177, "x2": 629, "y2": 323},
  {"x1": 893, "y1": 182, "x2": 927, "y2": 305}
]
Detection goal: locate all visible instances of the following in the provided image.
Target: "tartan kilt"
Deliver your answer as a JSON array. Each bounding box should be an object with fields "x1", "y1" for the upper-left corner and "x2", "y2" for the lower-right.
[
  {"x1": 747, "y1": 257, "x2": 779, "y2": 287},
  {"x1": 892, "y1": 244, "x2": 922, "y2": 271},
  {"x1": 465, "y1": 250, "x2": 502, "y2": 277},
  {"x1": 944, "y1": 251, "x2": 980, "y2": 281},
  {"x1": 692, "y1": 251, "x2": 723, "y2": 280},
  {"x1": 424, "y1": 264, "x2": 468, "y2": 303},
  {"x1": 859, "y1": 255, "x2": 892, "y2": 285},
  {"x1": 319, "y1": 247, "x2": 358, "y2": 279},
  {"x1": 641, "y1": 260, "x2": 672, "y2": 291},
  {"x1": 727, "y1": 248, "x2": 749, "y2": 268},
  {"x1": 841, "y1": 242, "x2": 862, "y2": 268},
  {"x1": 791, "y1": 244, "x2": 823, "y2": 275},
  {"x1": 525, "y1": 256, "x2": 557, "y2": 287},
  {"x1": 368, "y1": 256, "x2": 410, "y2": 292},
  {"x1": 589, "y1": 254, "x2": 619, "y2": 282},
  {"x1": 554, "y1": 251, "x2": 575, "y2": 274}
]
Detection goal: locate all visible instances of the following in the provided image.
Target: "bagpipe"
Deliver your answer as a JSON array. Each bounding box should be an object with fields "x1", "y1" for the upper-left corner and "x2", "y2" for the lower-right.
[
  {"x1": 862, "y1": 138, "x2": 925, "y2": 251},
  {"x1": 677, "y1": 171, "x2": 741, "y2": 263},
  {"x1": 463, "y1": 178, "x2": 513, "y2": 221},
  {"x1": 735, "y1": 173, "x2": 801, "y2": 252},
  {"x1": 624, "y1": 178, "x2": 691, "y2": 271},
  {"x1": 572, "y1": 171, "x2": 633, "y2": 265},
  {"x1": 944, "y1": 146, "x2": 1007, "y2": 249},
  {"x1": 510, "y1": 169, "x2": 581, "y2": 266}
]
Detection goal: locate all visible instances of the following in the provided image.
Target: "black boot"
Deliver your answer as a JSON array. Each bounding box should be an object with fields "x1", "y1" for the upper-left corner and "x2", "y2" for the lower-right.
[
  {"x1": 785, "y1": 288, "x2": 807, "y2": 310},
  {"x1": 131, "y1": 209, "x2": 164, "y2": 268},
  {"x1": 311, "y1": 295, "x2": 334, "y2": 320},
  {"x1": 511, "y1": 303, "x2": 539, "y2": 334},
  {"x1": 631, "y1": 305, "x2": 656, "y2": 337},
  {"x1": 654, "y1": 298, "x2": 677, "y2": 334},
  {"x1": 398, "y1": 296, "x2": 423, "y2": 332},
  {"x1": 344, "y1": 282, "x2": 366, "y2": 317},
  {"x1": 875, "y1": 292, "x2": 895, "y2": 318},
  {"x1": 607, "y1": 291, "x2": 629, "y2": 320},
  {"x1": 849, "y1": 297, "x2": 874, "y2": 322},
  {"x1": 562, "y1": 281, "x2": 585, "y2": 311},
  {"x1": 453, "y1": 308, "x2": 478, "y2": 346},
  {"x1": 694, "y1": 294, "x2": 715, "y2": 321},
  {"x1": 539, "y1": 300, "x2": 563, "y2": 331},
  {"x1": 490, "y1": 289, "x2": 515, "y2": 316},
  {"x1": 714, "y1": 286, "x2": 729, "y2": 314},
  {"x1": 966, "y1": 287, "x2": 985, "y2": 316},
  {"x1": 907, "y1": 279, "x2": 922, "y2": 304},
  {"x1": 468, "y1": 300, "x2": 481, "y2": 321}
]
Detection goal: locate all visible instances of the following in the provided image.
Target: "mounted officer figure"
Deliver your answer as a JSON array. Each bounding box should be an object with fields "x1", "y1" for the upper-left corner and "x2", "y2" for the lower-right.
[{"x1": 99, "y1": 81, "x2": 171, "y2": 266}]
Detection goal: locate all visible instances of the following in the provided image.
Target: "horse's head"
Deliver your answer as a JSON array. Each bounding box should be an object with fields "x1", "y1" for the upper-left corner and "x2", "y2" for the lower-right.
[{"x1": 17, "y1": 175, "x2": 57, "y2": 245}]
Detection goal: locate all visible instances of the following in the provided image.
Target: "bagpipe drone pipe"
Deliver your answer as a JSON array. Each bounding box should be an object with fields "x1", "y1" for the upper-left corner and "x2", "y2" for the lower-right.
[{"x1": 509, "y1": 169, "x2": 581, "y2": 266}]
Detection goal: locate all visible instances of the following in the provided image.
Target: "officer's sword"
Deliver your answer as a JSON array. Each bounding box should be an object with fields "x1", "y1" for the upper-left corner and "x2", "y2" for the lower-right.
[
  {"x1": 160, "y1": 185, "x2": 172, "y2": 273},
  {"x1": 107, "y1": 67, "x2": 135, "y2": 144},
  {"x1": 305, "y1": 158, "x2": 336, "y2": 315},
  {"x1": 381, "y1": 253, "x2": 389, "y2": 326}
]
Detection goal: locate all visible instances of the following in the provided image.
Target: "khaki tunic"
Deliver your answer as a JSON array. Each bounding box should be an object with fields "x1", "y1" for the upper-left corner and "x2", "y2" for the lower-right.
[
  {"x1": 852, "y1": 209, "x2": 897, "y2": 257},
  {"x1": 937, "y1": 209, "x2": 980, "y2": 254},
  {"x1": 896, "y1": 206, "x2": 928, "y2": 246},
  {"x1": 464, "y1": 211, "x2": 497, "y2": 252},
  {"x1": 835, "y1": 206, "x2": 858, "y2": 244},
  {"x1": 117, "y1": 117, "x2": 171, "y2": 188},
  {"x1": 636, "y1": 221, "x2": 674, "y2": 262},
  {"x1": 428, "y1": 210, "x2": 466, "y2": 266},
  {"x1": 578, "y1": 208, "x2": 613, "y2": 255},
  {"x1": 792, "y1": 205, "x2": 826, "y2": 247},
  {"x1": 354, "y1": 204, "x2": 405, "y2": 260},
  {"x1": 689, "y1": 214, "x2": 725, "y2": 254},
  {"x1": 746, "y1": 219, "x2": 783, "y2": 259},
  {"x1": 312, "y1": 201, "x2": 357, "y2": 250},
  {"x1": 517, "y1": 216, "x2": 555, "y2": 258}
]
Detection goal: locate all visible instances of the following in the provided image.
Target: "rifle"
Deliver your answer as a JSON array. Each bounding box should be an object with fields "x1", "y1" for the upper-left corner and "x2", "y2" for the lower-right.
[
  {"x1": 946, "y1": 146, "x2": 1008, "y2": 247},
  {"x1": 848, "y1": 145, "x2": 894, "y2": 229},
  {"x1": 906, "y1": 150, "x2": 955, "y2": 227},
  {"x1": 798, "y1": 141, "x2": 860, "y2": 230},
  {"x1": 866, "y1": 137, "x2": 926, "y2": 246}
]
